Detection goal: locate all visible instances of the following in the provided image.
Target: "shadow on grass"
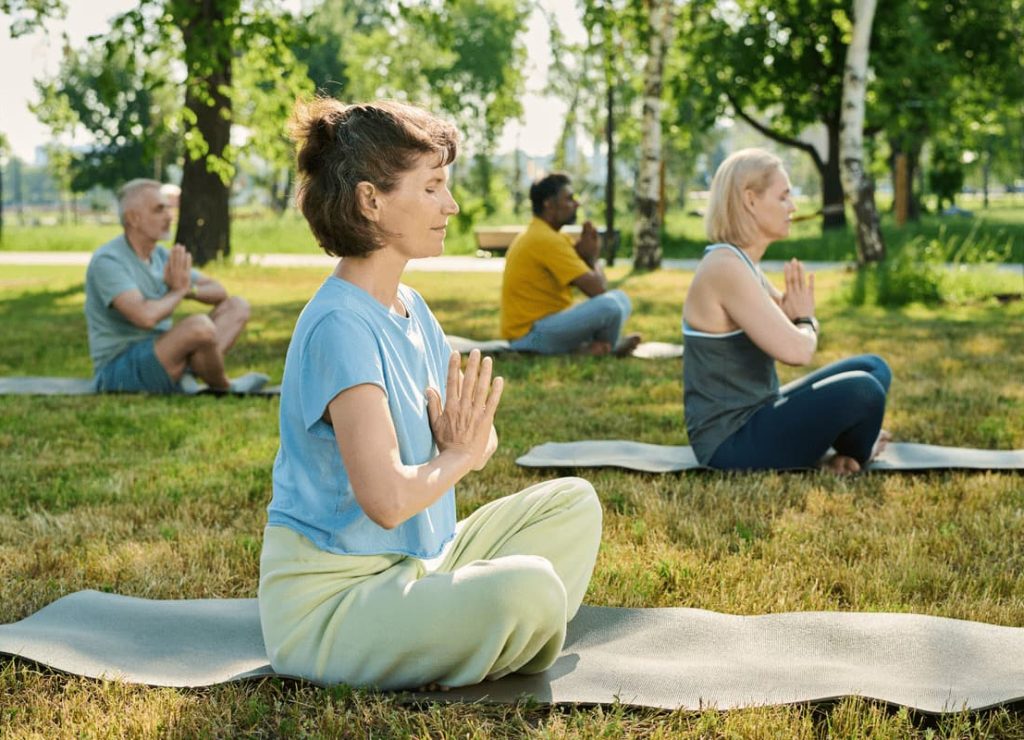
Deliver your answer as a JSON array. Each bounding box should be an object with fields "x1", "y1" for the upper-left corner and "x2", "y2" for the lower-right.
[{"x1": 0, "y1": 283, "x2": 90, "y2": 375}]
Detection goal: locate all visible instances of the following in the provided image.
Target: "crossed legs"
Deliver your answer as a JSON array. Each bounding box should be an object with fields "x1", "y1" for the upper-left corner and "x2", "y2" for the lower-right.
[
  {"x1": 154, "y1": 296, "x2": 250, "y2": 390},
  {"x1": 709, "y1": 354, "x2": 892, "y2": 472}
]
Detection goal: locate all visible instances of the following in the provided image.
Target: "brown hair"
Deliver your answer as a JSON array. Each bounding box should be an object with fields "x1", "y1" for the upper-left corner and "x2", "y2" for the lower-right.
[{"x1": 291, "y1": 99, "x2": 460, "y2": 257}]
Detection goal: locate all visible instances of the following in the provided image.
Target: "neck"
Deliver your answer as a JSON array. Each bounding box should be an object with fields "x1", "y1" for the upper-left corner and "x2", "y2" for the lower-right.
[
  {"x1": 538, "y1": 214, "x2": 562, "y2": 231},
  {"x1": 736, "y1": 238, "x2": 770, "y2": 263},
  {"x1": 124, "y1": 231, "x2": 158, "y2": 261},
  {"x1": 335, "y1": 247, "x2": 407, "y2": 314}
]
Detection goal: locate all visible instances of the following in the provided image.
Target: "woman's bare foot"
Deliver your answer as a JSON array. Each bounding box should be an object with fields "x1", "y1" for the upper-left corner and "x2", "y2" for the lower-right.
[
  {"x1": 821, "y1": 454, "x2": 861, "y2": 475},
  {"x1": 870, "y1": 429, "x2": 893, "y2": 461},
  {"x1": 613, "y1": 333, "x2": 643, "y2": 357}
]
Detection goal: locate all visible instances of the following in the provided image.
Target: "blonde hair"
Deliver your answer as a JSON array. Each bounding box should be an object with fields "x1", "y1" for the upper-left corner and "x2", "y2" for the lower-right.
[
  {"x1": 117, "y1": 178, "x2": 163, "y2": 226},
  {"x1": 705, "y1": 148, "x2": 785, "y2": 247}
]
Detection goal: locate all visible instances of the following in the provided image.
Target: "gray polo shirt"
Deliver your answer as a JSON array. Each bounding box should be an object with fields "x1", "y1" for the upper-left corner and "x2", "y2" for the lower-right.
[{"x1": 84, "y1": 234, "x2": 200, "y2": 372}]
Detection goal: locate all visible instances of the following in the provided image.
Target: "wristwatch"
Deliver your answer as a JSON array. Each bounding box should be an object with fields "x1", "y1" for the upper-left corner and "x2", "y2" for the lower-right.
[{"x1": 793, "y1": 316, "x2": 819, "y2": 334}]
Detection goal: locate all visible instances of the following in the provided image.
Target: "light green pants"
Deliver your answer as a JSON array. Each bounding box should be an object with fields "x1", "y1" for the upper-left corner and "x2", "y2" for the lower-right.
[{"x1": 258, "y1": 476, "x2": 602, "y2": 689}]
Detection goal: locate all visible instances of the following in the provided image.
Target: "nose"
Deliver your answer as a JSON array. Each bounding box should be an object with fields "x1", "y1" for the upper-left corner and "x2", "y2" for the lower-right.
[{"x1": 443, "y1": 189, "x2": 459, "y2": 215}]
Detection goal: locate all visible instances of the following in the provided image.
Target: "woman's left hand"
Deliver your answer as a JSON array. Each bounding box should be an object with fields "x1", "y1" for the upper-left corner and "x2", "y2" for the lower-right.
[
  {"x1": 780, "y1": 258, "x2": 815, "y2": 321},
  {"x1": 426, "y1": 349, "x2": 504, "y2": 470}
]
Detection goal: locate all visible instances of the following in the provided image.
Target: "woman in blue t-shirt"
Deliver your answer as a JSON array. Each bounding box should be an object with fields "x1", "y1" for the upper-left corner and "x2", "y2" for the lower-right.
[
  {"x1": 259, "y1": 99, "x2": 602, "y2": 690},
  {"x1": 682, "y1": 148, "x2": 891, "y2": 473}
]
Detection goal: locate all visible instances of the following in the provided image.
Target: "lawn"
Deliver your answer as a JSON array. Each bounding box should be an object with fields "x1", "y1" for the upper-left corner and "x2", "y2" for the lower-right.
[
  {"x1": 1, "y1": 262, "x2": 1023, "y2": 737},
  {"x1": 4, "y1": 192, "x2": 1024, "y2": 263}
]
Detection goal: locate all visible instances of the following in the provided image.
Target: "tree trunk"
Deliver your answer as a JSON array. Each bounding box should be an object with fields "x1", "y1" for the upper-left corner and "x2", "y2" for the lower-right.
[
  {"x1": 604, "y1": 61, "x2": 616, "y2": 265},
  {"x1": 822, "y1": 122, "x2": 847, "y2": 230},
  {"x1": 839, "y1": 0, "x2": 884, "y2": 264},
  {"x1": 633, "y1": 0, "x2": 675, "y2": 271},
  {"x1": 173, "y1": 0, "x2": 237, "y2": 266}
]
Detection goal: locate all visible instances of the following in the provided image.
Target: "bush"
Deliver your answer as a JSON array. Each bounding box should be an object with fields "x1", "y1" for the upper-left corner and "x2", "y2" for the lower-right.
[{"x1": 848, "y1": 226, "x2": 1016, "y2": 307}]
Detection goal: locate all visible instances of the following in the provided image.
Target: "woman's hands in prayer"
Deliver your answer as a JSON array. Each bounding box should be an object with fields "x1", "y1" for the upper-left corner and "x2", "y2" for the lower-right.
[
  {"x1": 779, "y1": 258, "x2": 815, "y2": 321},
  {"x1": 426, "y1": 349, "x2": 504, "y2": 470}
]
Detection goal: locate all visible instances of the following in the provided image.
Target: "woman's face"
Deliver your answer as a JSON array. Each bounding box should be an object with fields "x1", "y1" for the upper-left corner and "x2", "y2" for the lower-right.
[
  {"x1": 376, "y1": 155, "x2": 460, "y2": 259},
  {"x1": 746, "y1": 168, "x2": 795, "y2": 245}
]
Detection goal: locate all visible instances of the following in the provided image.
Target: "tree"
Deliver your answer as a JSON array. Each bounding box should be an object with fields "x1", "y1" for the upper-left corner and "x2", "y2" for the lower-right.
[
  {"x1": 632, "y1": 0, "x2": 675, "y2": 270},
  {"x1": 869, "y1": 0, "x2": 1024, "y2": 220},
  {"x1": 686, "y1": 0, "x2": 851, "y2": 230},
  {"x1": 579, "y1": 0, "x2": 646, "y2": 259},
  {"x1": 0, "y1": 0, "x2": 63, "y2": 36},
  {"x1": 34, "y1": 38, "x2": 181, "y2": 191},
  {"x1": 298, "y1": 0, "x2": 530, "y2": 218},
  {"x1": 928, "y1": 142, "x2": 965, "y2": 211},
  {"x1": 0, "y1": 133, "x2": 7, "y2": 241},
  {"x1": 839, "y1": 0, "x2": 884, "y2": 264},
  {"x1": 31, "y1": 0, "x2": 308, "y2": 264}
]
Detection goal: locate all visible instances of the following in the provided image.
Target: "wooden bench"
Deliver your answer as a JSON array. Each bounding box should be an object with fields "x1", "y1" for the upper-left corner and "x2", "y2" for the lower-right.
[{"x1": 473, "y1": 225, "x2": 621, "y2": 264}]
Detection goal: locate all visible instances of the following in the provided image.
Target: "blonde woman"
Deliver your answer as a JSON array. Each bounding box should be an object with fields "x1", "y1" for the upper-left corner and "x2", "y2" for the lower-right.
[
  {"x1": 258, "y1": 99, "x2": 601, "y2": 690},
  {"x1": 682, "y1": 148, "x2": 890, "y2": 473}
]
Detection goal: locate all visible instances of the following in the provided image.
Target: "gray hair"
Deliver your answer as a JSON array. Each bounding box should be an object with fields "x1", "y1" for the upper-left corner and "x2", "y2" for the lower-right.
[
  {"x1": 117, "y1": 178, "x2": 163, "y2": 226},
  {"x1": 705, "y1": 148, "x2": 785, "y2": 248}
]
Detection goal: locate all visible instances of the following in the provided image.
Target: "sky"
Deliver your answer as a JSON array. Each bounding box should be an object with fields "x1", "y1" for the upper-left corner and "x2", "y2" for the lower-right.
[{"x1": 0, "y1": 0, "x2": 585, "y2": 164}]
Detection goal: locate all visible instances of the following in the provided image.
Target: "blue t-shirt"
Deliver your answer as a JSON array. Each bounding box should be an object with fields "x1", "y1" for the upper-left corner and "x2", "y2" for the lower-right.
[
  {"x1": 267, "y1": 277, "x2": 456, "y2": 558},
  {"x1": 84, "y1": 235, "x2": 201, "y2": 371}
]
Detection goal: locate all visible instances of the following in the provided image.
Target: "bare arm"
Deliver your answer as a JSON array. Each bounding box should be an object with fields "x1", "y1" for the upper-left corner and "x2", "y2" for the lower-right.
[
  {"x1": 708, "y1": 255, "x2": 817, "y2": 366},
  {"x1": 329, "y1": 350, "x2": 503, "y2": 530},
  {"x1": 188, "y1": 275, "x2": 228, "y2": 305},
  {"x1": 111, "y1": 287, "x2": 187, "y2": 330},
  {"x1": 109, "y1": 245, "x2": 192, "y2": 330}
]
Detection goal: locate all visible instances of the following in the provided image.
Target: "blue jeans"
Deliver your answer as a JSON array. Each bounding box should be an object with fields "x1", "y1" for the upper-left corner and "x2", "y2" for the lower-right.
[
  {"x1": 709, "y1": 354, "x2": 892, "y2": 470},
  {"x1": 509, "y1": 290, "x2": 632, "y2": 355},
  {"x1": 94, "y1": 336, "x2": 181, "y2": 394}
]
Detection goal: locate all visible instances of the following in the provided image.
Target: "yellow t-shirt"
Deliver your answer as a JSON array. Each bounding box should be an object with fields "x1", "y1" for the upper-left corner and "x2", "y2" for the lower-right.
[{"x1": 500, "y1": 218, "x2": 590, "y2": 340}]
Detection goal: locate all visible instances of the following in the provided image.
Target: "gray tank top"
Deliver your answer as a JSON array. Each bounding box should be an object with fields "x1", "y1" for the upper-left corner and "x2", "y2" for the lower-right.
[{"x1": 682, "y1": 244, "x2": 779, "y2": 464}]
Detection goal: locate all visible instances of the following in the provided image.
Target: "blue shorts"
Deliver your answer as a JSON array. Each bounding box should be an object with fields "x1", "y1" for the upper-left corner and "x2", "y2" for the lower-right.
[{"x1": 94, "y1": 337, "x2": 180, "y2": 394}]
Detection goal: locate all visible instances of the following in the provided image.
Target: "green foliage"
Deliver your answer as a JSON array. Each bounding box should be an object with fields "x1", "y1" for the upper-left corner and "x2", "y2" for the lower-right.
[
  {"x1": 33, "y1": 38, "x2": 181, "y2": 190},
  {"x1": 929, "y1": 143, "x2": 966, "y2": 210},
  {"x1": 0, "y1": 0, "x2": 63, "y2": 36},
  {"x1": 301, "y1": 0, "x2": 529, "y2": 151},
  {"x1": 848, "y1": 226, "x2": 1018, "y2": 307}
]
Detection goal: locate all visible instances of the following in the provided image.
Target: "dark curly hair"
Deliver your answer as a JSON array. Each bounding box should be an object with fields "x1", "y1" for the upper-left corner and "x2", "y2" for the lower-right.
[
  {"x1": 529, "y1": 173, "x2": 571, "y2": 216},
  {"x1": 291, "y1": 99, "x2": 460, "y2": 257}
]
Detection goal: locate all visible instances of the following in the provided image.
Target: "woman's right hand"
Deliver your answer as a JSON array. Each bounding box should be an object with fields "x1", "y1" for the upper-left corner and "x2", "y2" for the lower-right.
[
  {"x1": 426, "y1": 349, "x2": 504, "y2": 468},
  {"x1": 780, "y1": 258, "x2": 815, "y2": 320}
]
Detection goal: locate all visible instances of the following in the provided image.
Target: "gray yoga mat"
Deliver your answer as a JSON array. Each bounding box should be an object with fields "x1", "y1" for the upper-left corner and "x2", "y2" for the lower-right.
[
  {"x1": 2, "y1": 589, "x2": 1024, "y2": 712},
  {"x1": 0, "y1": 374, "x2": 280, "y2": 397},
  {"x1": 445, "y1": 335, "x2": 684, "y2": 360},
  {"x1": 516, "y1": 441, "x2": 1024, "y2": 473}
]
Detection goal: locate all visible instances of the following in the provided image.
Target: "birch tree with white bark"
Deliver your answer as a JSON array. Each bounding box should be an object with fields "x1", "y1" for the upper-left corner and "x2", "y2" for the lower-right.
[
  {"x1": 632, "y1": 0, "x2": 676, "y2": 270},
  {"x1": 840, "y1": 0, "x2": 885, "y2": 264}
]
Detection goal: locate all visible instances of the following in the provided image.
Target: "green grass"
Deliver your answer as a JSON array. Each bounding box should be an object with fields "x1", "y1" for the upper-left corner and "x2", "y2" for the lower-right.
[
  {"x1": 5, "y1": 192, "x2": 1024, "y2": 262},
  {"x1": 1, "y1": 263, "x2": 1023, "y2": 737}
]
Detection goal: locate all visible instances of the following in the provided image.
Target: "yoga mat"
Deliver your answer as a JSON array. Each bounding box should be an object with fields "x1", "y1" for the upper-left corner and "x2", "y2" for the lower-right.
[
  {"x1": 3, "y1": 590, "x2": 1024, "y2": 712},
  {"x1": 0, "y1": 374, "x2": 280, "y2": 397},
  {"x1": 516, "y1": 441, "x2": 1024, "y2": 473},
  {"x1": 445, "y1": 335, "x2": 684, "y2": 359}
]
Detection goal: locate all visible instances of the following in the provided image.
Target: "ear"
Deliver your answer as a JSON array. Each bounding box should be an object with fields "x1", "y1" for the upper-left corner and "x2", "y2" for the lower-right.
[
  {"x1": 743, "y1": 188, "x2": 758, "y2": 211},
  {"x1": 355, "y1": 181, "x2": 382, "y2": 223}
]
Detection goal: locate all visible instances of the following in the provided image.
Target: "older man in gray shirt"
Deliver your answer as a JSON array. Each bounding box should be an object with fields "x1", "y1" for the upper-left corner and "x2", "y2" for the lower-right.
[{"x1": 84, "y1": 178, "x2": 266, "y2": 393}]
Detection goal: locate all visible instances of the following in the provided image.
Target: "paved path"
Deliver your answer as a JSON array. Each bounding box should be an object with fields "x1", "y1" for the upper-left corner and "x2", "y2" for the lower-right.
[{"x1": 1, "y1": 251, "x2": 1021, "y2": 276}]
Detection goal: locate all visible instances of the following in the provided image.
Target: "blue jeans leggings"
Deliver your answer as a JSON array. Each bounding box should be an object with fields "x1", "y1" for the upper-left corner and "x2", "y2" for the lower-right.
[{"x1": 709, "y1": 354, "x2": 892, "y2": 471}]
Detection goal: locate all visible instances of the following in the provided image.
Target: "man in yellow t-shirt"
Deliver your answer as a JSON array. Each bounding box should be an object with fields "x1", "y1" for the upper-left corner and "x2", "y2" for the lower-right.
[{"x1": 500, "y1": 173, "x2": 641, "y2": 355}]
